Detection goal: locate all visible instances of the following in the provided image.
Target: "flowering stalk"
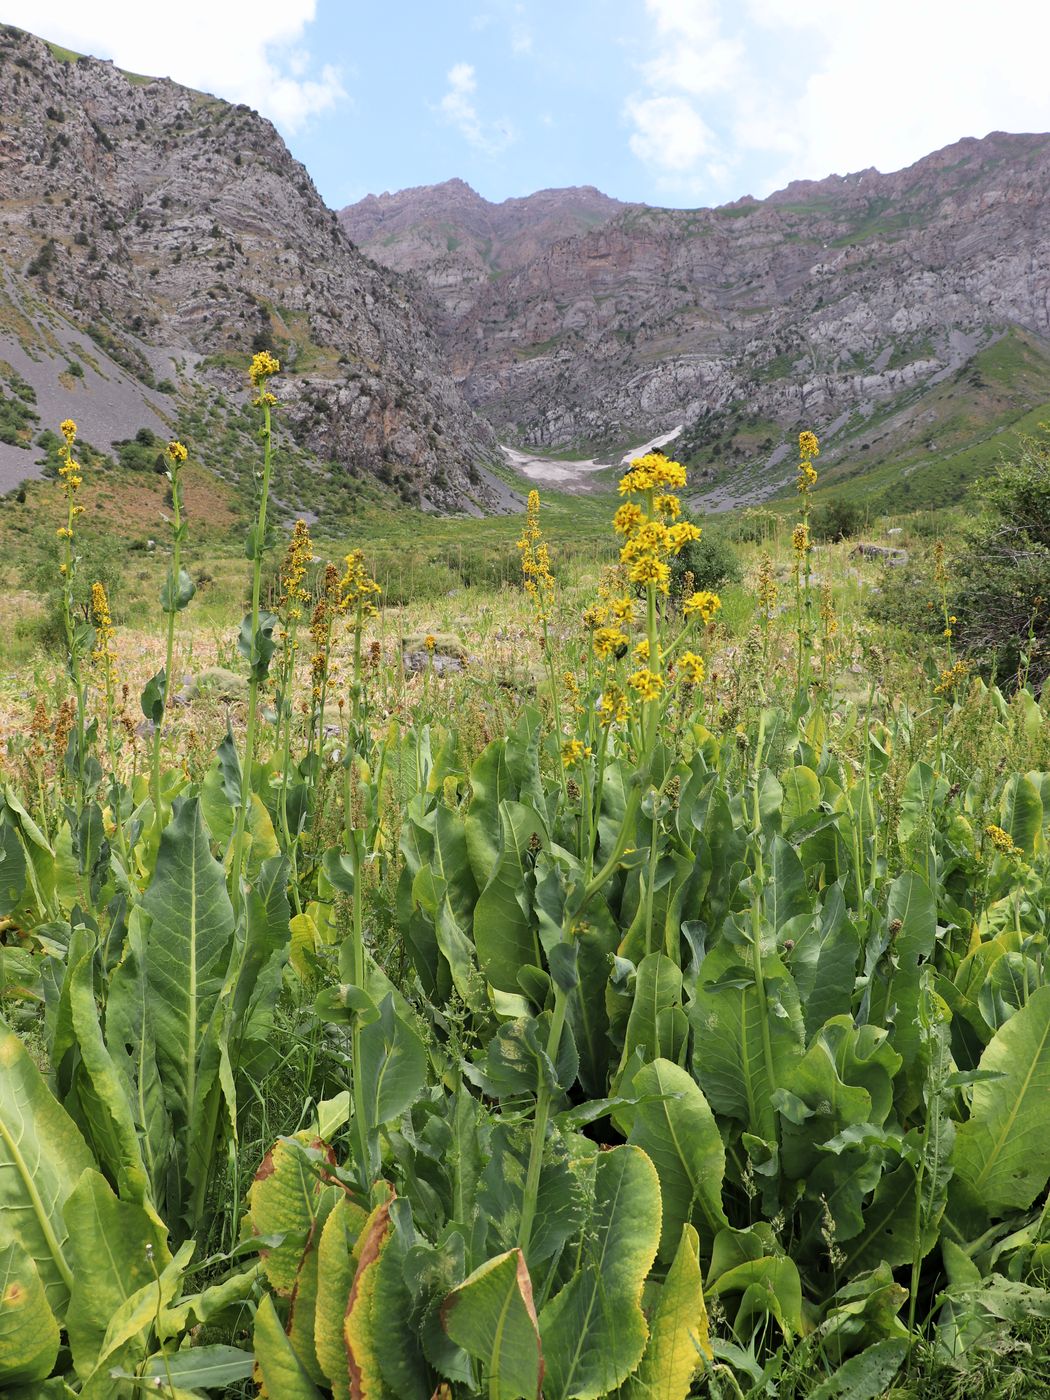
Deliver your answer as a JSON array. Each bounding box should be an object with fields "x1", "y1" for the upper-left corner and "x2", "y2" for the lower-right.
[
  {"x1": 794, "y1": 430, "x2": 820, "y2": 693},
  {"x1": 229, "y1": 352, "x2": 280, "y2": 908},
  {"x1": 91, "y1": 582, "x2": 130, "y2": 873},
  {"x1": 150, "y1": 439, "x2": 191, "y2": 832},
  {"x1": 55, "y1": 420, "x2": 90, "y2": 804},
  {"x1": 275, "y1": 521, "x2": 314, "y2": 908},
  {"x1": 518, "y1": 490, "x2": 568, "y2": 796}
]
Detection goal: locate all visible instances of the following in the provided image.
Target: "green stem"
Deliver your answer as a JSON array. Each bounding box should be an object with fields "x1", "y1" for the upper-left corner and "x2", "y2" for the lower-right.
[
  {"x1": 518, "y1": 985, "x2": 568, "y2": 1255},
  {"x1": 229, "y1": 399, "x2": 273, "y2": 908}
]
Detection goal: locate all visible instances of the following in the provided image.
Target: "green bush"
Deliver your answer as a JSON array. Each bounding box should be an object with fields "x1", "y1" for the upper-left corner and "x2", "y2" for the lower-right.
[
  {"x1": 669, "y1": 520, "x2": 742, "y2": 598},
  {"x1": 812, "y1": 496, "x2": 866, "y2": 541}
]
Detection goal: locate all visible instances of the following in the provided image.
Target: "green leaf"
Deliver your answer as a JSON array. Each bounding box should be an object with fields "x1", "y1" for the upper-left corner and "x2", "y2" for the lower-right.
[
  {"x1": 806, "y1": 1338, "x2": 909, "y2": 1400},
  {"x1": 254, "y1": 1292, "x2": 325, "y2": 1399},
  {"x1": 442, "y1": 1248, "x2": 542, "y2": 1400},
  {"x1": 142, "y1": 798, "x2": 235, "y2": 1179},
  {"x1": 160, "y1": 566, "x2": 196, "y2": 614},
  {"x1": 539, "y1": 1145, "x2": 661, "y2": 1399},
  {"x1": 627, "y1": 1059, "x2": 727, "y2": 1261},
  {"x1": 63, "y1": 1169, "x2": 170, "y2": 1381},
  {"x1": 114, "y1": 1344, "x2": 254, "y2": 1390},
  {"x1": 344, "y1": 1199, "x2": 397, "y2": 1400},
  {"x1": 615, "y1": 953, "x2": 685, "y2": 1090},
  {"x1": 0, "y1": 1021, "x2": 94, "y2": 1319},
  {"x1": 359, "y1": 996, "x2": 428, "y2": 1129},
  {"x1": 0, "y1": 1230, "x2": 60, "y2": 1386},
  {"x1": 1000, "y1": 773, "x2": 1043, "y2": 856},
  {"x1": 66, "y1": 945, "x2": 151, "y2": 1205},
  {"x1": 615, "y1": 1224, "x2": 711, "y2": 1399},
  {"x1": 314, "y1": 1196, "x2": 368, "y2": 1400},
  {"x1": 691, "y1": 944, "x2": 804, "y2": 1142},
  {"x1": 788, "y1": 884, "x2": 861, "y2": 1039},
  {"x1": 953, "y1": 984, "x2": 1050, "y2": 1219},
  {"x1": 0, "y1": 814, "x2": 27, "y2": 916},
  {"x1": 473, "y1": 801, "x2": 544, "y2": 993},
  {"x1": 247, "y1": 1134, "x2": 341, "y2": 1296}
]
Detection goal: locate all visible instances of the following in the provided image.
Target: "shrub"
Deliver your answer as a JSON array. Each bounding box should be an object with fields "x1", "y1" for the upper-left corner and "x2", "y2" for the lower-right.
[
  {"x1": 669, "y1": 520, "x2": 742, "y2": 598},
  {"x1": 812, "y1": 495, "x2": 866, "y2": 541}
]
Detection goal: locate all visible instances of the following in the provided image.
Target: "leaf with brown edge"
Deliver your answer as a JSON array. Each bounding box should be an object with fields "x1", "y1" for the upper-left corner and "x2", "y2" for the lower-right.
[
  {"x1": 247, "y1": 1133, "x2": 339, "y2": 1296},
  {"x1": 314, "y1": 1197, "x2": 369, "y2": 1400},
  {"x1": 441, "y1": 1247, "x2": 543, "y2": 1400},
  {"x1": 344, "y1": 1198, "x2": 395, "y2": 1400}
]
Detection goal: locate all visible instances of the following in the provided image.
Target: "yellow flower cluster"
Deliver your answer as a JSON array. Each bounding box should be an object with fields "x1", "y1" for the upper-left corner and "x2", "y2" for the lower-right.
[
  {"x1": 678, "y1": 650, "x2": 705, "y2": 685},
  {"x1": 279, "y1": 519, "x2": 314, "y2": 622},
  {"x1": 561, "y1": 738, "x2": 592, "y2": 768},
  {"x1": 683, "y1": 590, "x2": 722, "y2": 623},
  {"x1": 614, "y1": 457, "x2": 699, "y2": 595},
  {"x1": 628, "y1": 667, "x2": 664, "y2": 702},
  {"x1": 985, "y1": 824, "x2": 1024, "y2": 859},
  {"x1": 796, "y1": 430, "x2": 820, "y2": 495},
  {"x1": 167, "y1": 439, "x2": 188, "y2": 464},
  {"x1": 618, "y1": 452, "x2": 687, "y2": 497},
  {"x1": 309, "y1": 564, "x2": 340, "y2": 700},
  {"x1": 598, "y1": 684, "x2": 629, "y2": 726},
  {"x1": 792, "y1": 523, "x2": 811, "y2": 558},
  {"x1": 90, "y1": 581, "x2": 118, "y2": 686},
  {"x1": 249, "y1": 350, "x2": 280, "y2": 387},
  {"x1": 934, "y1": 658, "x2": 970, "y2": 696},
  {"x1": 338, "y1": 549, "x2": 381, "y2": 619},
  {"x1": 57, "y1": 418, "x2": 83, "y2": 495},
  {"x1": 517, "y1": 490, "x2": 556, "y2": 621}
]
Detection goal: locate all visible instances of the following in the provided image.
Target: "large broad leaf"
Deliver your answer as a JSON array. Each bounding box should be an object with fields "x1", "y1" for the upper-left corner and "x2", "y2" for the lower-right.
[
  {"x1": 690, "y1": 944, "x2": 804, "y2": 1142},
  {"x1": 0, "y1": 1229, "x2": 60, "y2": 1386},
  {"x1": 788, "y1": 884, "x2": 861, "y2": 1039},
  {"x1": 627, "y1": 1059, "x2": 727, "y2": 1262},
  {"x1": 359, "y1": 995, "x2": 428, "y2": 1129},
  {"x1": 1000, "y1": 773, "x2": 1043, "y2": 857},
  {"x1": 63, "y1": 1168, "x2": 170, "y2": 1381},
  {"x1": 806, "y1": 1338, "x2": 909, "y2": 1400},
  {"x1": 254, "y1": 1292, "x2": 325, "y2": 1400},
  {"x1": 143, "y1": 798, "x2": 236, "y2": 1134},
  {"x1": 473, "y1": 801, "x2": 544, "y2": 993},
  {"x1": 539, "y1": 1145, "x2": 661, "y2": 1400},
  {"x1": 66, "y1": 944, "x2": 151, "y2": 1206},
  {"x1": 344, "y1": 1199, "x2": 397, "y2": 1400},
  {"x1": 247, "y1": 1135, "x2": 341, "y2": 1296},
  {"x1": 105, "y1": 910, "x2": 172, "y2": 1205},
  {"x1": 614, "y1": 953, "x2": 686, "y2": 1089},
  {"x1": 442, "y1": 1248, "x2": 543, "y2": 1400},
  {"x1": 953, "y1": 984, "x2": 1050, "y2": 1219},
  {"x1": 0, "y1": 1021, "x2": 94, "y2": 1319},
  {"x1": 615, "y1": 1224, "x2": 711, "y2": 1399},
  {"x1": 314, "y1": 1197, "x2": 368, "y2": 1400}
]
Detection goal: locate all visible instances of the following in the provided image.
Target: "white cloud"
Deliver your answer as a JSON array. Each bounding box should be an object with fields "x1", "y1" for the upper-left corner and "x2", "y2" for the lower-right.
[
  {"x1": 627, "y1": 95, "x2": 714, "y2": 170},
  {"x1": 627, "y1": 0, "x2": 1050, "y2": 203},
  {"x1": 439, "y1": 62, "x2": 514, "y2": 154},
  {"x1": 7, "y1": 0, "x2": 345, "y2": 132}
]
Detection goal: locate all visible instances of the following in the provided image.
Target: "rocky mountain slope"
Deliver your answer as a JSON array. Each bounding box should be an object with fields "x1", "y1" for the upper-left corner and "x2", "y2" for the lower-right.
[
  {"x1": 340, "y1": 180, "x2": 624, "y2": 323},
  {"x1": 0, "y1": 25, "x2": 511, "y2": 515},
  {"x1": 350, "y1": 134, "x2": 1050, "y2": 509}
]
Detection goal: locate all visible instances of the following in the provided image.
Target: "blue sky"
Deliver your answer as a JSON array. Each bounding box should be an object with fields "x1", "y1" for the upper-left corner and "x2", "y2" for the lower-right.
[{"x1": 12, "y1": 1, "x2": 1050, "y2": 210}]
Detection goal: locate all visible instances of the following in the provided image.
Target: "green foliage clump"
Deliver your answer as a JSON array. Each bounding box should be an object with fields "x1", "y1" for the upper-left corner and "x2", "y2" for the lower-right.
[
  {"x1": 669, "y1": 519, "x2": 742, "y2": 597},
  {"x1": 813, "y1": 495, "x2": 867, "y2": 541}
]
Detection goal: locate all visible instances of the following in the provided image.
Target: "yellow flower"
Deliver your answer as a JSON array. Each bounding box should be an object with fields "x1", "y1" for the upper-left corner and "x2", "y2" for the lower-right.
[
  {"x1": 90, "y1": 581, "x2": 119, "y2": 686},
  {"x1": 613, "y1": 502, "x2": 645, "y2": 537},
  {"x1": 792, "y1": 523, "x2": 810, "y2": 557},
  {"x1": 628, "y1": 556, "x2": 671, "y2": 592},
  {"x1": 934, "y1": 659, "x2": 970, "y2": 696},
  {"x1": 518, "y1": 489, "x2": 556, "y2": 620},
  {"x1": 678, "y1": 651, "x2": 705, "y2": 685},
  {"x1": 60, "y1": 418, "x2": 77, "y2": 444},
  {"x1": 799, "y1": 430, "x2": 820, "y2": 459},
  {"x1": 611, "y1": 595, "x2": 634, "y2": 625},
  {"x1": 338, "y1": 549, "x2": 382, "y2": 619},
  {"x1": 424, "y1": 634, "x2": 436, "y2": 652},
  {"x1": 167, "y1": 439, "x2": 188, "y2": 463},
  {"x1": 666, "y1": 521, "x2": 701, "y2": 555},
  {"x1": 628, "y1": 667, "x2": 664, "y2": 702},
  {"x1": 593, "y1": 626, "x2": 628, "y2": 659},
  {"x1": 683, "y1": 590, "x2": 722, "y2": 623},
  {"x1": 248, "y1": 350, "x2": 280, "y2": 386},
  {"x1": 279, "y1": 519, "x2": 314, "y2": 612},
  {"x1": 598, "y1": 684, "x2": 629, "y2": 726},
  {"x1": 654, "y1": 493, "x2": 681, "y2": 518},
  {"x1": 796, "y1": 462, "x2": 818, "y2": 493},
  {"x1": 985, "y1": 824, "x2": 1023, "y2": 859},
  {"x1": 561, "y1": 738, "x2": 592, "y2": 768}
]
